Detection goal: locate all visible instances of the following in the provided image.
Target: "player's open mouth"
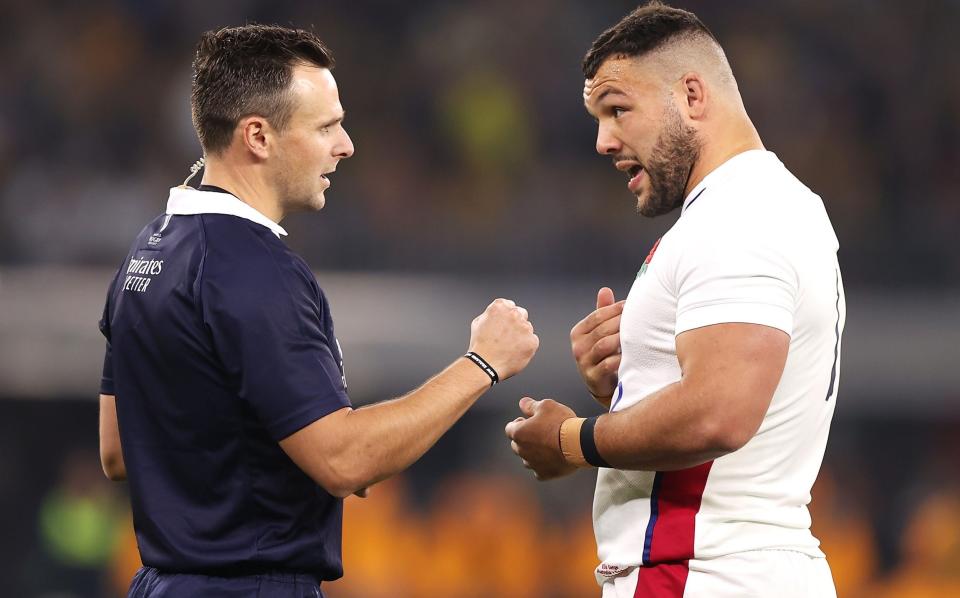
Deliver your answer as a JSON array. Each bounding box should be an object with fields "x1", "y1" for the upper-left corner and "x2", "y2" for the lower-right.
[{"x1": 627, "y1": 165, "x2": 645, "y2": 193}]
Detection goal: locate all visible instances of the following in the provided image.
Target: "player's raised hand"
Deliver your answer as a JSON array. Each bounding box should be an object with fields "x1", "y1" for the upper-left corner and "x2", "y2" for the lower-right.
[
  {"x1": 571, "y1": 287, "x2": 625, "y2": 406},
  {"x1": 505, "y1": 397, "x2": 578, "y2": 480},
  {"x1": 469, "y1": 298, "x2": 539, "y2": 381}
]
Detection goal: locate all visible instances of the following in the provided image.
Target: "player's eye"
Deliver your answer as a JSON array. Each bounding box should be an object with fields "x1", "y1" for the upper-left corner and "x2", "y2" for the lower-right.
[{"x1": 612, "y1": 107, "x2": 627, "y2": 118}]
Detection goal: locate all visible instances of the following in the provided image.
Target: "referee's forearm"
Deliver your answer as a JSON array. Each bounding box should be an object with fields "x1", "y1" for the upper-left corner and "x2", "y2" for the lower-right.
[
  {"x1": 336, "y1": 358, "x2": 491, "y2": 489},
  {"x1": 99, "y1": 394, "x2": 127, "y2": 481}
]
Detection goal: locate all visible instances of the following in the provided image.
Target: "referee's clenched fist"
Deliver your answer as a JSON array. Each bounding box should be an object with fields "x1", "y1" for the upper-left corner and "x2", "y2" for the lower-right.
[{"x1": 468, "y1": 298, "x2": 539, "y2": 382}]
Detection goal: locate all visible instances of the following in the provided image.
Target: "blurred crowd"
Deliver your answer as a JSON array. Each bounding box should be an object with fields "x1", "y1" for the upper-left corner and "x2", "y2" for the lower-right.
[
  {"x1": 7, "y1": 403, "x2": 960, "y2": 598},
  {"x1": 1, "y1": 0, "x2": 958, "y2": 286},
  {"x1": 17, "y1": 453, "x2": 960, "y2": 598}
]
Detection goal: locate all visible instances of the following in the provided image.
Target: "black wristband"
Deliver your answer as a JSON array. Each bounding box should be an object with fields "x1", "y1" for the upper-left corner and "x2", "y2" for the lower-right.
[
  {"x1": 463, "y1": 352, "x2": 499, "y2": 386},
  {"x1": 580, "y1": 416, "x2": 611, "y2": 468}
]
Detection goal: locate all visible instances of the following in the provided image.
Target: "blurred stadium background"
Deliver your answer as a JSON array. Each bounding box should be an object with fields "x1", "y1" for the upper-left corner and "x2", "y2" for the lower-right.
[{"x1": 2, "y1": 1, "x2": 959, "y2": 596}]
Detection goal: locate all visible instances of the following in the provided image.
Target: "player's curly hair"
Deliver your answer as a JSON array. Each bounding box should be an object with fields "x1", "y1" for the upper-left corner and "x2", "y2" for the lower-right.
[
  {"x1": 191, "y1": 24, "x2": 334, "y2": 155},
  {"x1": 582, "y1": 1, "x2": 718, "y2": 78}
]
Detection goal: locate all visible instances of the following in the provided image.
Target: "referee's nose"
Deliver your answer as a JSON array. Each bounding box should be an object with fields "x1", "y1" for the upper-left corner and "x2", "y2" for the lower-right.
[{"x1": 335, "y1": 127, "x2": 355, "y2": 159}]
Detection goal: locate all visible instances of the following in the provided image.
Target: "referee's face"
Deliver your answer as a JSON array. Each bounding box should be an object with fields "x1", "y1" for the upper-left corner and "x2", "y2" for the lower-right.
[{"x1": 271, "y1": 65, "x2": 354, "y2": 214}]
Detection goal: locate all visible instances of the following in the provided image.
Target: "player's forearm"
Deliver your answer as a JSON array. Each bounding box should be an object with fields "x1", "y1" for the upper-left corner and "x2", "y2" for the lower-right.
[
  {"x1": 593, "y1": 380, "x2": 750, "y2": 471},
  {"x1": 334, "y1": 358, "x2": 491, "y2": 491}
]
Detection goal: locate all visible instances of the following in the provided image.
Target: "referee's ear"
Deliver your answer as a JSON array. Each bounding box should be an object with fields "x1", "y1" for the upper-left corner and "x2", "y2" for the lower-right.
[{"x1": 238, "y1": 115, "x2": 272, "y2": 160}]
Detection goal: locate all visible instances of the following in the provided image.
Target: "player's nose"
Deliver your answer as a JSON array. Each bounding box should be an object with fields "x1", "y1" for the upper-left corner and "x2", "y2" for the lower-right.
[{"x1": 595, "y1": 122, "x2": 621, "y2": 156}]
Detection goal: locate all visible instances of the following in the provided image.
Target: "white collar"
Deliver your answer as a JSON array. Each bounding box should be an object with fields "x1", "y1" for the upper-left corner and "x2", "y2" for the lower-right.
[
  {"x1": 681, "y1": 149, "x2": 777, "y2": 214},
  {"x1": 165, "y1": 186, "x2": 288, "y2": 238}
]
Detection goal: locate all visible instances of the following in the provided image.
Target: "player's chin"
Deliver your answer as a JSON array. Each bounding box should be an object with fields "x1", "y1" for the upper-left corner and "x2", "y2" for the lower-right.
[{"x1": 634, "y1": 190, "x2": 650, "y2": 213}]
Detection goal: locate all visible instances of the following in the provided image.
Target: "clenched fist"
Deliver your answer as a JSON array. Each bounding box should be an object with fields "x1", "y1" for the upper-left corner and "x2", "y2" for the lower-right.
[
  {"x1": 469, "y1": 298, "x2": 539, "y2": 380},
  {"x1": 505, "y1": 397, "x2": 579, "y2": 481}
]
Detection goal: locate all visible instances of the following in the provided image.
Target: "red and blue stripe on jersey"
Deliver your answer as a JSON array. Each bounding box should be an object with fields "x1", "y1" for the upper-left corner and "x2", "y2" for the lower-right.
[{"x1": 634, "y1": 461, "x2": 713, "y2": 597}]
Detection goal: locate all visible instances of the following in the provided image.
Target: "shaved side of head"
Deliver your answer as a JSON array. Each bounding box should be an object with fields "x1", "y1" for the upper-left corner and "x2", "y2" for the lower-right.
[
  {"x1": 583, "y1": 3, "x2": 740, "y2": 106},
  {"x1": 641, "y1": 33, "x2": 737, "y2": 94}
]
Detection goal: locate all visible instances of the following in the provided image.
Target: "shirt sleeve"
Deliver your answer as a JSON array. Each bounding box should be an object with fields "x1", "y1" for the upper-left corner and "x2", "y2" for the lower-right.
[
  {"x1": 201, "y1": 252, "x2": 352, "y2": 441},
  {"x1": 673, "y1": 229, "x2": 798, "y2": 337},
  {"x1": 98, "y1": 278, "x2": 115, "y2": 396},
  {"x1": 100, "y1": 341, "x2": 115, "y2": 395}
]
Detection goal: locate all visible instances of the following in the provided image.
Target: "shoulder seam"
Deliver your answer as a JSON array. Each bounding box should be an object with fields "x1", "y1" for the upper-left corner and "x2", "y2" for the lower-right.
[
  {"x1": 255, "y1": 227, "x2": 317, "y2": 342},
  {"x1": 202, "y1": 216, "x2": 318, "y2": 343},
  {"x1": 195, "y1": 215, "x2": 209, "y2": 322}
]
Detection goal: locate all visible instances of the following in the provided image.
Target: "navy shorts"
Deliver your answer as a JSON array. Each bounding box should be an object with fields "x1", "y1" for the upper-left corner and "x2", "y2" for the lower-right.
[{"x1": 127, "y1": 567, "x2": 324, "y2": 598}]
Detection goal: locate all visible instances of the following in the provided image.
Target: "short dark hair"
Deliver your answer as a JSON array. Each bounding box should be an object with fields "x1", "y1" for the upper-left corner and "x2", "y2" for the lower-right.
[
  {"x1": 582, "y1": 1, "x2": 718, "y2": 78},
  {"x1": 191, "y1": 24, "x2": 334, "y2": 155}
]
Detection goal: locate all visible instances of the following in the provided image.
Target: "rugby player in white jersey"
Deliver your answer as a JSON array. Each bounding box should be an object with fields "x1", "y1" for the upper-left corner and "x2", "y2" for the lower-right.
[{"x1": 505, "y1": 3, "x2": 845, "y2": 597}]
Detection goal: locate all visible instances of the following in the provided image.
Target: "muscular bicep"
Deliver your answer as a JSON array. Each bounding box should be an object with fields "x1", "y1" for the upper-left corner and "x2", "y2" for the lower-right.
[
  {"x1": 98, "y1": 394, "x2": 126, "y2": 481},
  {"x1": 676, "y1": 323, "x2": 789, "y2": 450}
]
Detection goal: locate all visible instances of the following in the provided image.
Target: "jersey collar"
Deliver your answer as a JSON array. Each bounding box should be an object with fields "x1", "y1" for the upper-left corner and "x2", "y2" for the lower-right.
[
  {"x1": 681, "y1": 149, "x2": 775, "y2": 215},
  {"x1": 166, "y1": 186, "x2": 288, "y2": 238}
]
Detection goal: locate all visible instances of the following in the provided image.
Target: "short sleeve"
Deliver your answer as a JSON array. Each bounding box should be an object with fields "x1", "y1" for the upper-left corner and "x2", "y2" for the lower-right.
[
  {"x1": 201, "y1": 254, "x2": 351, "y2": 441},
  {"x1": 100, "y1": 342, "x2": 115, "y2": 395},
  {"x1": 674, "y1": 231, "x2": 798, "y2": 337},
  {"x1": 99, "y1": 278, "x2": 116, "y2": 395}
]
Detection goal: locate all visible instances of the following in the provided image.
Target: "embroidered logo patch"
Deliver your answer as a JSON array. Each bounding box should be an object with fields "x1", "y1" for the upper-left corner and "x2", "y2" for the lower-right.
[{"x1": 637, "y1": 237, "x2": 662, "y2": 279}]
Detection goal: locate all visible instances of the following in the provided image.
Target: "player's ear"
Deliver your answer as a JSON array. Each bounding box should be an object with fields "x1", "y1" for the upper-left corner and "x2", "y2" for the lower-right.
[
  {"x1": 679, "y1": 72, "x2": 708, "y2": 121},
  {"x1": 238, "y1": 115, "x2": 271, "y2": 160}
]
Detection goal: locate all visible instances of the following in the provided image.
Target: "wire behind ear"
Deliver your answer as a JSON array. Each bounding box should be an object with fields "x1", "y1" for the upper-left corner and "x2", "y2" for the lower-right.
[{"x1": 181, "y1": 157, "x2": 206, "y2": 186}]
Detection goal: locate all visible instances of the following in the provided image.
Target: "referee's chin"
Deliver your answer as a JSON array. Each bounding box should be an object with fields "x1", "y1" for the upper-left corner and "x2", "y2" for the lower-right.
[
  {"x1": 312, "y1": 192, "x2": 327, "y2": 211},
  {"x1": 283, "y1": 191, "x2": 327, "y2": 215},
  {"x1": 310, "y1": 183, "x2": 330, "y2": 211}
]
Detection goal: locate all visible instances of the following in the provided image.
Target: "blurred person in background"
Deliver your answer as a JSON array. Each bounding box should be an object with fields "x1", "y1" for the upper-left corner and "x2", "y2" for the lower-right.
[
  {"x1": 506, "y1": 3, "x2": 844, "y2": 597},
  {"x1": 22, "y1": 448, "x2": 124, "y2": 598},
  {"x1": 96, "y1": 24, "x2": 538, "y2": 598}
]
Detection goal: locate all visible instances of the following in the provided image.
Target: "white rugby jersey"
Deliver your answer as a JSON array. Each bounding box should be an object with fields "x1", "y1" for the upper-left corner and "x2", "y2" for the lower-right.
[{"x1": 594, "y1": 150, "x2": 845, "y2": 581}]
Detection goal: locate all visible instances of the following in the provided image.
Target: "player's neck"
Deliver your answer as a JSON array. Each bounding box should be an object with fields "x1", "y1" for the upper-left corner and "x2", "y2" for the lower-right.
[
  {"x1": 685, "y1": 118, "x2": 764, "y2": 198},
  {"x1": 199, "y1": 158, "x2": 285, "y2": 224}
]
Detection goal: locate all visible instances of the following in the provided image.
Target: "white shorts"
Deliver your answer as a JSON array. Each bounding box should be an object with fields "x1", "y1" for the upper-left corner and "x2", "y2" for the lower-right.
[{"x1": 600, "y1": 550, "x2": 837, "y2": 598}]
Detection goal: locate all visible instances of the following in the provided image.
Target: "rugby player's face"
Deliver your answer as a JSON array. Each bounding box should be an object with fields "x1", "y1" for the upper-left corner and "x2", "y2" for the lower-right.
[
  {"x1": 272, "y1": 65, "x2": 354, "y2": 212},
  {"x1": 584, "y1": 58, "x2": 700, "y2": 217}
]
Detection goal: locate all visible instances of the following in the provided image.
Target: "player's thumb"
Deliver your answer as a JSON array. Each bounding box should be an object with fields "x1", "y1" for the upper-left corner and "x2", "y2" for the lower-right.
[
  {"x1": 596, "y1": 287, "x2": 615, "y2": 309},
  {"x1": 519, "y1": 396, "x2": 539, "y2": 417}
]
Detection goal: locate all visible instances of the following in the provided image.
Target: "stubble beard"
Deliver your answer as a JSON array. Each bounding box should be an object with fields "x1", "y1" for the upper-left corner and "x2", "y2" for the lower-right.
[
  {"x1": 275, "y1": 163, "x2": 325, "y2": 214},
  {"x1": 637, "y1": 108, "x2": 701, "y2": 218}
]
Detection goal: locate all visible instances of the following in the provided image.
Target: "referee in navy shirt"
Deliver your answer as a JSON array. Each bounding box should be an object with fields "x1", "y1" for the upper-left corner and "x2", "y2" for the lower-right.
[{"x1": 98, "y1": 25, "x2": 539, "y2": 598}]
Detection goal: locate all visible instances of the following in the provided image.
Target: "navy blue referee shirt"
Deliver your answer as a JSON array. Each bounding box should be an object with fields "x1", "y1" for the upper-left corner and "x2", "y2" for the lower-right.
[{"x1": 99, "y1": 184, "x2": 352, "y2": 580}]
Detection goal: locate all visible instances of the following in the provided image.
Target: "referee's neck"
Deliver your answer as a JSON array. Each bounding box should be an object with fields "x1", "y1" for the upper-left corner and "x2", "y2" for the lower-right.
[{"x1": 199, "y1": 158, "x2": 285, "y2": 225}]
